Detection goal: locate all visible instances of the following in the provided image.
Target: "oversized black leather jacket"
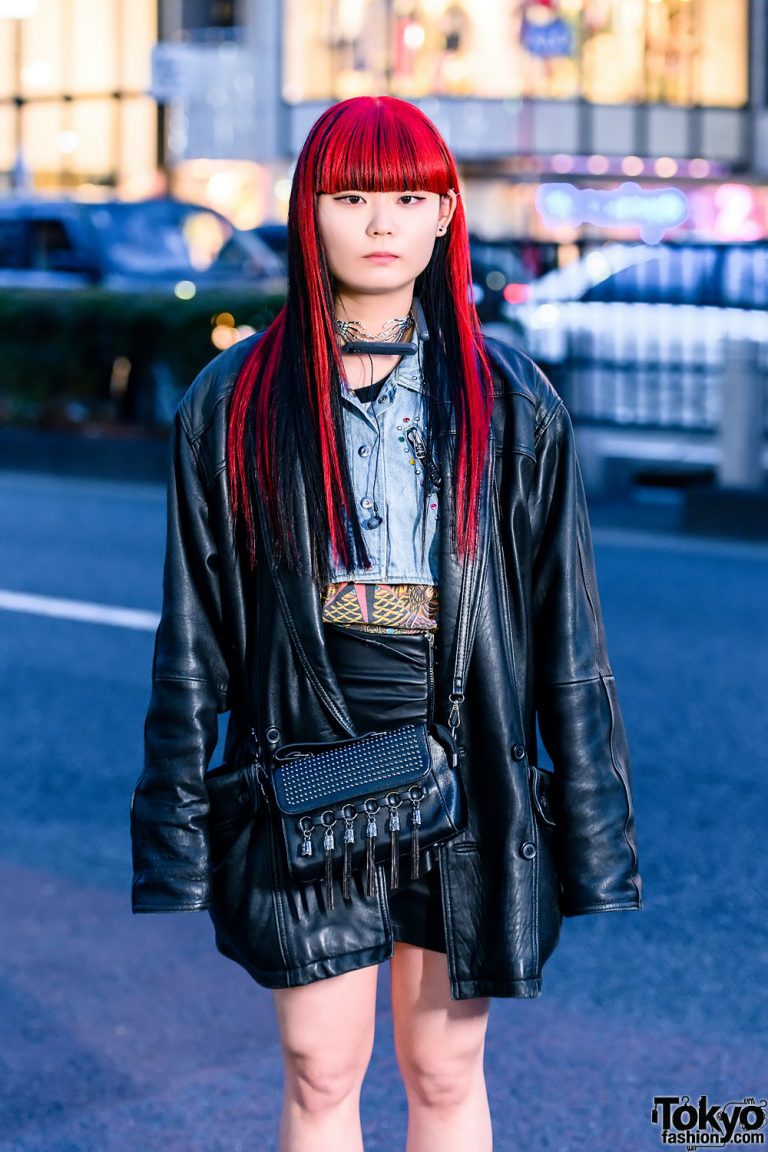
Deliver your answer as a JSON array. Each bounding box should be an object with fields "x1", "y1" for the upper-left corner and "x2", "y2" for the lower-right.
[{"x1": 131, "y1": 334, "x2": 642, "y2": 1000}]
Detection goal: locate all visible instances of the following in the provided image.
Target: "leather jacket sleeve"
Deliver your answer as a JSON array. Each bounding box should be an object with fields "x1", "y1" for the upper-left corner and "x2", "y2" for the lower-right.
[
  {"x1": 131, "y1": 405, "x2": 230, "y2": 913},
  {"x1": 529, "y1": 395, "x2": 642, "y2": 916}
]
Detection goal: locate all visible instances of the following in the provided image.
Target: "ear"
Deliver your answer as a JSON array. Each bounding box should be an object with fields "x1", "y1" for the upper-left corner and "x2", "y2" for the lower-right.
[{"x1": 436, "y1": 189, "x2": 458, "y2": 236}]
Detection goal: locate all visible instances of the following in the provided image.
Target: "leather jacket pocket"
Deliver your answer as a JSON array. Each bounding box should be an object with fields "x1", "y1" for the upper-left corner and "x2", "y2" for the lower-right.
[
  {"x1": 205, "y1": 761, "x2": 260, "y2": 865},
  {"x1": 529, "y1": 764, "x2": 556, "y2": 828}
]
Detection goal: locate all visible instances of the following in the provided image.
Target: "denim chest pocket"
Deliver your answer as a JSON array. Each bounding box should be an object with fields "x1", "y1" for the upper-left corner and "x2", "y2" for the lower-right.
[
  {"x1": 401, "y1": 423, "x2": 441, "y2": 492},
  {"x1": 329, "y1": 388, "x2": 440, "y2": 582}
]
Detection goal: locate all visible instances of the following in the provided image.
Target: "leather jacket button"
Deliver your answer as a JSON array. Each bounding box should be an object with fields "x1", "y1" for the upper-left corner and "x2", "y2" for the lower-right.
[
  {"x1": 265, "y1": 726, "x2": 280, "y2": 744},
  {"x1": 520, "y1": 841, "x2": 537, "y2": 860},
  {"x1": 512, "y1": 743, "x2": 526, "y2": 761}
]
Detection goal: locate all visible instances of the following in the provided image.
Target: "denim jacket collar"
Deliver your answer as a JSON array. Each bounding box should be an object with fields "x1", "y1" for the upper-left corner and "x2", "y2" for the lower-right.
[{"x1": 340, "y1": 332, "x2": 426, "y2": 408}]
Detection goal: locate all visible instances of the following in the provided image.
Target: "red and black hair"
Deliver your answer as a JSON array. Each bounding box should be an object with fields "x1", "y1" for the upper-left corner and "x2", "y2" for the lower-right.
[{"x1": 227, "y1": 95, "x2": 493, "y2": 581}]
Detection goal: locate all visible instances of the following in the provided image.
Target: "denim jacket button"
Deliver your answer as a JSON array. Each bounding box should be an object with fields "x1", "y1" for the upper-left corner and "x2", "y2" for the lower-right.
[
  {"x1": 358, "y1": 445, "x2": 371, "y2": 457},
  {"x1": 361, "y1": 497, "x2": 373, "y2": 509}
]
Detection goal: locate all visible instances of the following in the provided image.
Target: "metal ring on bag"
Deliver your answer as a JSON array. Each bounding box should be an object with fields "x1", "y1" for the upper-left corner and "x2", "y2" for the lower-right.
[
  {"x1": 299, "y1": 816, "x2": 315, "y2": 834},
  {"x1": 386, "y1": 792, "x2": 402, "y2": 808},
  {"x1": 321, "y1": 810, "x2": 337, "y2": 827},
  {"x1": 342, "y1": 803, "x2": 357, "y2": 820},
  {"x1": 408, "y1": 785, "x2": 425, "y2": 802},
  {"x1": 364, "y1": 798, "x2": 381, "y2": 815}
]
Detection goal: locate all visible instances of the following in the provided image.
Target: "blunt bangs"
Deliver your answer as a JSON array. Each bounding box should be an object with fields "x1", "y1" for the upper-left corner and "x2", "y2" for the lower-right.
[{"x1": 313, "y1": 98, "x2": 452, "y2": 195}]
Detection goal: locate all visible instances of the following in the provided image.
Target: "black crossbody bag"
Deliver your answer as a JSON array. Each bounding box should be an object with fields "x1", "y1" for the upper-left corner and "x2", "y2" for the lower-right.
[
  {"x1": 256, "y1": 593, "x2": 473, "y2": 911},
  {"x1": 268, "y1": 719, "x2": 463, "y2": 908}
]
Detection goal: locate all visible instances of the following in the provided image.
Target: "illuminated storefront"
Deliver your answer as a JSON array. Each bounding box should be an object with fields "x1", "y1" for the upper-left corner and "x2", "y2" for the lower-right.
[
  {"x1": 0, "y1": 0, "x2": 158, "y2": 194},
  {"x1": 283, "y1": 0, "x2": 747, "y2": 108},
  {"x1": 0, "y1": 0, "x2": 759, "y2": 236},
  {"x1": 278, "y1": 0, "x2": 757, "y2": 241}
]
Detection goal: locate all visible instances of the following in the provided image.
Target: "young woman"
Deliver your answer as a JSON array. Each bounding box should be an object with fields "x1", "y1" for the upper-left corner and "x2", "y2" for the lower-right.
[{"x1": 131, "y1": 96, "x2": 641, "y2": 1152}]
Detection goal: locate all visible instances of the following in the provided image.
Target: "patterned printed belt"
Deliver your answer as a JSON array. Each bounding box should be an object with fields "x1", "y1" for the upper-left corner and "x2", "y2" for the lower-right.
[{"x1": 321, "y1": 581, "x2": 438, "y2": 634}]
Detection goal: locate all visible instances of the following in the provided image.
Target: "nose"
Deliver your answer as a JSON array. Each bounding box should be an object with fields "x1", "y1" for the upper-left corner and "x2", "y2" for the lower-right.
[
  {"x1": 368, "y1": 218, "x2": 393, "y2": 237},
  {"x1": 367, "y1": 198, "x2": 395, "y2": 236}
]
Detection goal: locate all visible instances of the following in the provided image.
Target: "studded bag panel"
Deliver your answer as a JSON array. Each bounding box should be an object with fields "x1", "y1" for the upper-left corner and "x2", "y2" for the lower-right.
[{"x1": 271, "y1": 724, "x2": 431, "y2": 814}]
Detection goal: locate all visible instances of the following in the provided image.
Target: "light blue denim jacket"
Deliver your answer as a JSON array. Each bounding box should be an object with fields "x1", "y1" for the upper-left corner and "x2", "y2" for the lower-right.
[{"x1": 328, "y1": 337, "x2": 440, "y2": 584}]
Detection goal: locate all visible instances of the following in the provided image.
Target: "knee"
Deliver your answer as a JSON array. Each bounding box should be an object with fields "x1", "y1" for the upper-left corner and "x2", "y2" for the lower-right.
[
  {"x1": 283, "y1": 1043, "x2": 372, "y2": 1115},
  {"x1": 397, "y1": 1043, "x2": 484, "y2": 1110}
]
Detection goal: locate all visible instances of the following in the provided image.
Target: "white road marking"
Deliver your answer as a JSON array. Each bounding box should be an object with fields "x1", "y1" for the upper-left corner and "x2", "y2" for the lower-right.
[
  {"x1": 0, "y1": 589, "x2": 160, "y2": 632},
  {"x1": 0, "y1": 525, "x2": 765, "y2": 635}
]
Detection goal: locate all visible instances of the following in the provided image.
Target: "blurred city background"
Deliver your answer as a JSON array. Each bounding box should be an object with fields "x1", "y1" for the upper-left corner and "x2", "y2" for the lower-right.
[
  {"x1": 1, "y1": 2, "x2": 767, "y2": 1150},
  {"x1": 0, "y1": 0, "x2": 766, "y2": 520}
]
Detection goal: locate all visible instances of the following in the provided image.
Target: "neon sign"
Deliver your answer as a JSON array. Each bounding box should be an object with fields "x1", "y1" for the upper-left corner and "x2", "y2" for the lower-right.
[
  {"x1": 712, "y1": 184, "x2": 761, "y2": 241},
  {"x1": 535, "y1": 181, "x2": 689, "y2": 243}
]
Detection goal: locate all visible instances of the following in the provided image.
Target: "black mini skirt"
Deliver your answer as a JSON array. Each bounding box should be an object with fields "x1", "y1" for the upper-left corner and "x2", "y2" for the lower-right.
[{"x1": 323, "y1": 622, "x2": 447, "y2": 954}]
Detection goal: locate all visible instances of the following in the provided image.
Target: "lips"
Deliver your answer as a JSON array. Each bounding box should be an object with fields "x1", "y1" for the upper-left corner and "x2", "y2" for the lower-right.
[{"x1": 365, "y1": 252, "x2": 398, "y2": 259}]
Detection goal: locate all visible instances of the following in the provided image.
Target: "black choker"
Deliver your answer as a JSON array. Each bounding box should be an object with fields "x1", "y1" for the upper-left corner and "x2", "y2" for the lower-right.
[{"x1": 336, "y1": 297, "x2": 429, "y2": 357}]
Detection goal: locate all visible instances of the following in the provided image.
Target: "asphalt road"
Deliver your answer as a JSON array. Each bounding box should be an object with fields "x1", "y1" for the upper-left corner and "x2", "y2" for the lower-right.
[{"x1": 1, "y1": 469, "x2": 766, "y2": 1152}]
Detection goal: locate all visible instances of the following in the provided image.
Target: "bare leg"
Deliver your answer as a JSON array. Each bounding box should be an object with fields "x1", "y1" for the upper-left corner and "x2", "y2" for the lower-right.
[
  {"x1": 391, "y1": 942, "x2": 493, "y2": 1152},
  {"x1": 272, "y1": 962, "x2": 379, "y2": 1152}
]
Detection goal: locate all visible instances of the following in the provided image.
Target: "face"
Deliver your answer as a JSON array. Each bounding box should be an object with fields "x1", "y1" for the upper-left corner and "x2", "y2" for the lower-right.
[{"x1": 316, "y1": 189, "x2": 456, "y2": 310}]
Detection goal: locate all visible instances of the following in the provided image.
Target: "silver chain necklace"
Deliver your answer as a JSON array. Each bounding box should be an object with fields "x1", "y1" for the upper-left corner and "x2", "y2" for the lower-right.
[{"x1": 334, "y1": 312, "x2": 413, "y2": 345}]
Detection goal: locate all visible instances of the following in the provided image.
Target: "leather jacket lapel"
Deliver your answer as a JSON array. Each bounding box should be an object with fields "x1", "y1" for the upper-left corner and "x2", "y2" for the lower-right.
[{"x1": 256, "y1": 470, "x2": 358, "y2": 737}]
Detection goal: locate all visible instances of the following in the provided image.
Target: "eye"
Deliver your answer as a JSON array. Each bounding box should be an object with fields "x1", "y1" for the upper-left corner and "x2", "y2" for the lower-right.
[
  {"x1": 399, "y1": 194, "x2": 427, "y2": 205},
  {"x1": 334, "y1": 193, "x2": 365, "y2": 204}
]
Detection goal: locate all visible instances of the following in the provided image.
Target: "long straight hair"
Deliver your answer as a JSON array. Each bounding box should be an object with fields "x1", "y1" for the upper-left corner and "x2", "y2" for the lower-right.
[{"x1": 227, "y1": 96, "x2": 493, "y2": 582}]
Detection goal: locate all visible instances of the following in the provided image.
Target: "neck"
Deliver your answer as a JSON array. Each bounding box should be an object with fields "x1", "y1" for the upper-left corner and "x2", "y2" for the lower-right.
[{"x1": 334, "y1": 290, "x2": 414, "y2": 331}]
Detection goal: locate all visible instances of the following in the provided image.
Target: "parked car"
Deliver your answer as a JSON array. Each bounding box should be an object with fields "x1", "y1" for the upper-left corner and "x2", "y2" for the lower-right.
[
  {"x1": 504, "y1": 241, "x2": 768, "y2": 431},
  {"x1": 0, "y1": 197, "x2": 286, "y2": 294},
  {"x1": 468, "y1": 235, "x2": 557, "y2": 330},
  {"x1": 252, "y1": 221, "x2": 289, "y2": 264}
]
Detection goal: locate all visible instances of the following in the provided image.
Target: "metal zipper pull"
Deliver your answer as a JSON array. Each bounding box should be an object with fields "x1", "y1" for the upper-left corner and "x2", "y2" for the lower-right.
[
  {"x1": 448, "y1": 691, "x2": 464, "y2": 741},
  {"x1": 300, "y1": 817, "x2": 314, "y2": 857}
]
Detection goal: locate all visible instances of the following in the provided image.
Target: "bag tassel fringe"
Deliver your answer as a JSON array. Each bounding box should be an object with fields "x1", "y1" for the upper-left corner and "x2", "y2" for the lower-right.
[
  {"x1": 342, "y1": 817, "x2": 355, "y2": 901},
  {"x1": 410, "y1": 797, "x2": 422, "y2": 879},
  {"x1": 323, "y1": 825, "x2": 335, "y2": 910},
  {"x1": 365, "y1": 812, "x2": 377, "y2": 897},
  {"x1": 389, "y1": 804, "x2": 400, "y2": 890}
]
